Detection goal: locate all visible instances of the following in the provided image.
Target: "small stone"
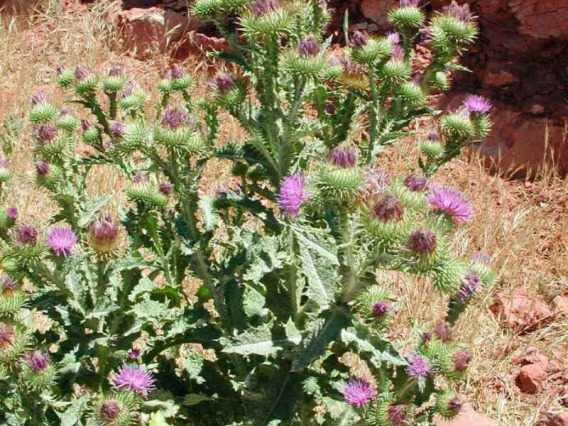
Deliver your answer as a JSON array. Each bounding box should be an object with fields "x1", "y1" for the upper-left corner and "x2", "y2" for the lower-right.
[
  {"x1": 516, "y1": 363, "x2": 547, "y2": 394},
  {"x1": 434, "y1": 403, "x2": 497, "y2": 426},
  {"x1": 490, "y1": 288, "x2": 552, "y2": 332},
  {"x1": 530, "y1": 104, "x2": 546, "y2": 115}
]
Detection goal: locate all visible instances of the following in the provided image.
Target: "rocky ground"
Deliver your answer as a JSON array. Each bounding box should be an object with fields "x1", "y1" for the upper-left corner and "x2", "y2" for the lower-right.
[{"x1": 0, "y1": 1, "x2": 567, "y2": 425}]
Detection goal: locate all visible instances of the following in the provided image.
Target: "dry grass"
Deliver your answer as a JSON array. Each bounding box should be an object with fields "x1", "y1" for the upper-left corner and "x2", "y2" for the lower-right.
[{"x1": 1, "y1": 3, "x2": 567, "y2": 425}]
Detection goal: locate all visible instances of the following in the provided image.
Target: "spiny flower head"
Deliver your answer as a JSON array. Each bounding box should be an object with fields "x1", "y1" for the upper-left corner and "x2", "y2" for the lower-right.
[
  {"x1": 109, "y1": 121, "x2": 126, "y2": 138},
  {"x1": 428, "y1": 187, "x2": 473, "y2": 223},
  {"x1": 209, "y1": 74, "x2": 235, "y2": 94},
  {"x1": 74, "y1": 66, "x2": 89, "y2": 80},
  {"x1": 31, "y1": 92, "x2": 47, "y2": 106},
  {"x1": 343, "y1": 378, "x2": 375, "y2": 407},
  {"x1": 404, "y1": 174, "x2": 428, "y2": 191},
  {"x1": 81, "y1": 119, "x2": 91, "y2": 131},
  {"x1": 457, "y1": 271, "x2": 481, "y2": 301},
  {"x1": 133, "y1": 172, "x2": 149, "y2": 184},
  {"x1": 113, "y1": 365, "x2": 155, "y2": 397},
  {"x1": 100, "y1": 400, "x2": 121, "y2": 422},
  {"x1": 428, "y1": 132, "x2": 440, "y2": 141},
  {"x1": 373, "y1": 195, "x2": 404, "y2": 222},
  {"x1": 388, "y1": 404, "x2": 409, "y2": 425},
  {"x1": 14, "y1": 223, "x2": 39, "y2": 245},
  {"x1": 2, "y1": 276, "x2": 17, "y2": 293},
  {"x1": 452, "y1": 349, "x2": 472, "y2": 372},
  {"x1": 387, "y1": 31, "x2": 401, "y2": 45},
  {"x1": 0, "y1": 323, "x2": 14, "y2": 349},
  {"x1": 159, "y1": 180, "x2": 173, "y2": 196},
  {"x1": 409, "y1": 228, "x2": 437, "y2": 255},
  {"x1": 351, "y1": 31, "x2": 369, "y2": 48},
  {"x1": 47, "y1": 227, "x2": 77, "y2": 257},
  {"x1": 325, "y1": 102, "x2": 337, "y2": 114},
  {"x1": 463, "y1": 95, "x2": 492, "y2": 115},
  {"x1": 278, "y1": 174, "x2": 308, "y2": 217},
  {"x1": 161, "y1": 108, "x2": 191, "y2": 130},
  {"x1": 23, "y1": 350, "x2": 50, "y2": 372},
  {"x1": 298, "y1": 35, "x2": 318, "y2": 57},
  {"x1": 330, "y1": 147, "x2": 357, "y2": 168},
  {"x1": 36, "y1": 160, "x2": 50, "y2": 176},
  {"x1": 35, "y1": 124, "x2": 58, "y2": 143},
  {"x1": 372, "y1": 301, "x2": 392, "y2": 318},
  {"x1": 90, "y1": 215, "x2": 119, "y2": 253},
  {"x1": 128, "y1": 349, "x2": 141, "y2": 360},
  {"x1": 171, "y1": 64, "x2": 185, "y2": 79},
  {"x1": 407, "y1": 354, "x2": 432, "y2": 378}
]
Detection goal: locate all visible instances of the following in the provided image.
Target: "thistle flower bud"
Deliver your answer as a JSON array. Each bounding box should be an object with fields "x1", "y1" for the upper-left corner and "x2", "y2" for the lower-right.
[
  {"x1": 452, "y1": 349, "x2": 472, "y2": 372},
  {"x1": 298, "y1": 35, "x2": 318, "y2": 57},
  {"x1": 433, "y1": 321, "x2": 452, "y2": 342},
  {"x1": 210, "y1": 74, "x2": 235, "y2": 94},
  {"x1": 428, "y1": 132, "x2": 440, "y2": 142},
  {"x1": 386, "y1": 31, "x2": 401, "y2": 45},
  {"x1": 110, "y1": 121, "x2": 126, "y2": 138},
  {"x1": 128, "y1": 349, "x2": 141, "y2": 360},
  {"x1": 351, "y1": 31, "x2": 369, "y2": 48},
  {"x1": 90, "y1": 215, "x2": 119, "y2": 254},
  {"x1": 400, "y1": 0, "x2": 420, "y2": 6},
  {"x1": 23, "y1": 350, "x2": 50, "y2": 372},
  {"x1": 471, "y1": 251, "x2": 491, "y2": 265},
  {"x1": 171, "y1": 64, "x2": 185, "y2": 79},
  {"x1": 36, "y1": 160, "x2": 50, "y2": 176},
  {"x1": 74, "y1": 66, "x2": 88, "y2": 81},
  {"x1": 409, "y1": 228, "x2": 437, "y2": 255},
  {"x1": 330, "y1": 147, "x2": 357, "y2": 168},
  {"x1": 372, "y1": 301, "x2": 392, "y2": 318},
  {"x1": 387, "y1": 404, "x2": 410, "y2": 425},
  {"x1": 35, "y1": 124, "x2": 58, "y2": 143},
  {"x1": 0, "y1": 324, "x2": 14, "y2": 349},
  {"x1": 2, "y1": 276, "x2": 16, "y2": 293},
  {"x1": 342, "y1": 378, "x2": 375, "y2": 407},
  {"x1": 278, "y1": 174, "x2": 307, "y2": 218},
  {"x1": 14, "y1": 223, "x2": 39, "y2": 245},
  {"x1": 422, "y1": 331, "x2": 432, "y2": 343},
  {"x1": 457, "y1": 272, "x2": 480, "y2": 301},
  {"x1": 159, "y1": 180, "x2": 173, "y2": 196},
  {"x1": 47, "y1": 227, "x2": 77, "y2": 258},
  {"x1": 100, "y1": 400, "x2": 121, "y2": 422},
  {"x1": 443, "y1": 1, "x2": 474, "y2": 22},
  {"x1": 161, "y1": 108, "x2": 191, "y2": 130},
  {"x1": 407, "y1": 354, "x2": 432, "y2": 378},
  {"x1": 31, "y1": 92, "x2": 47, "y2": 106},
  {"x1": 324, "y1": 102, "x2": 336, "y2": 115},
  {"x1": 108, "y1": 66, "x2": 123, "y2": 77},
  {"x1": 404, "y1": 174, "x2": 428, "y2": 191},
  {"x1": 435, "y1": 392, "x2": 463, "y2": 419},
  {"x1": 373, "y1": 195, "x2": 404, "y2": 222}
]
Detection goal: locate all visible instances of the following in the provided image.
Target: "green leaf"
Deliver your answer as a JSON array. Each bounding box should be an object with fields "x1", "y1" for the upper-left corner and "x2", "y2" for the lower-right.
[
  {"x1": 198, "y1": 196, "x2": 218, "y2": 232},
  {"x1": 181, "y1": 353, "x2": 205, "y2": 384},
  {"x1": 243, "y1": 285, "x2": 266, "y2": 318},
  {"x1": 78, "y1": 193, "x2": 113, "y2": 227},
  {"x1": 222, "y1": 322, "x2": 301, "y2": 357},
  {"x1": 56, "y1": 394, "x2": 91, "y2": 426}
]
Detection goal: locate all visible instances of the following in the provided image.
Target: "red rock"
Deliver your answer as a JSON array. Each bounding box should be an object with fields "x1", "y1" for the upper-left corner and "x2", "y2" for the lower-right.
[
  {"x1": 513, "y1": 347, "x2": 549, "y2": 370},
  {"x1": 490, "y1": 288, "x2": 552, "y2": 331},
  {"x1": 553, "y1": 296, "x2": 568, "y2": 318},
  {"x1": 516, "y1": 363, "x2": 547, "y2": 394},
  {"x1": 173, "y1": 30, "x2": 229, "y2": 61},
  {"x1": 359, "y1": 0, "x2": 396, "y2": 30},
  {"x1": 539, "y1": 412, "x2": 568, "y2": 426},
  {"x1": 434, "y1": 403, "x2": 497, "y2": 426}
]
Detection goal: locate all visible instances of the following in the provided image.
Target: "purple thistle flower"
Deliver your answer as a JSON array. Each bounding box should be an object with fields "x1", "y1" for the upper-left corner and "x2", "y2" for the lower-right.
[
  {"x1": 422, "y1": 331, "x2": 432, "y2": 343},
  {"x1": 400, "y1": 0, "x2": 420, "y2": 7},
  {"x1": 343, "y1": 378, "x2": 375, "y2": 407},
  {"x1": 2, "y1": 276, "x2": 17, "y2": 293},
  {"x1": 463, "y1": 95, "x2": 492, "y2": 115},
  {"x1": 210, "y1": 74, "x2": 235, "y2": 94},
  {"x1": 120, "y1": 86, "x2": 134, "y2": 99},
  {"x1": 0, "y1": 157, "x2": 9, "y2": 169},
  {"x1": 407, "y1": 354, "x2": 432, "y2": 378},
  {"x1": 391, "y1": 44, "x2": 405, "y2": 61},
  {"x1": 324, "y1": 102, "x2": 337, "y2": 115},
  {"x1": 90, "y1": 215, "x2": 119, "y2": 252},
  {"x1": 128, "y1": 349, "x2": 141, "y2": 360},
  {"x1": 298, "y1": 35, "x2": 318, "y2": 57},
  {"x1": 373, "y1": 195, "x2": 404, "y2": 222},
  {"x1": 457, "y1": 272, "x2": 481, "y2": 301},
  {"x1": 14, "y1": 223, "x2": 38, "y2": 245},
  {"x1": 81, "y1": 120, "x2": 91, "y2": 132},
  {"x1": 444, "y1": 2, "x2": 473, "y2": 22},
  {"x1": 452, "y1": 349, "x2": 472, "y2": 372},
  {"x1": 351, "y1": 31, "x2": 369, "y2": 48},
  {"x1": 133, "y1": 172, "x2": 149, "y2": 184},
  {"x1": 23, "y1": 351, "x2": 50, "y2": 372},
  {"x1": 109, "y1": 122, "x2": 125, "y2": 138},
  {"x1": 448, "y1": 397, "x2": 463, "y2": 412},
  {"x1": 433, "y1": 322, "x2": 452, "y2": 342},
  {"x1": 372, "y1": 301, "x2": 392, "y2": 317},
  {"x1": 74, "y1": 66, "x2": 89, "y2": 80},
  {"x1": 388, "y1": 404, "x2": 409, "y2": 425},
  {"x1": 409, "y1": 228, "x2": 437, "y2": 255},
  {"x1": 428, "y1": 187, "x2": 473, "y2": 223},
  {"x1": 428, "y1": 132, "x2": 440, "y2": 142},
  {"x1": 404, "y1": 174, "x2": 428, "y2": 191},
  {"x1": 471, "y1": 251, "x2": 492, "y2": 265},
  {"x1": 36, "y1": 160, "x2": 50, "y2": 176},
  {"x1": 364, "y1": 168, "x2": 390, "y2": 196},
  {"x1": 60, "y1": 108, "x2": 70, "y2": 116},
  {"x1": 162, "y1": 108, "x2": 191, "y2": 130},
  {"x1": 330, "y1": 147, "x2": 357, "y2": 168},
  {"x1": 100, "y1": 400, "x2": 121, "y2": 421},
  {"x1": 254, "y1": 0, "x2": 279, "y2": 14},
  {"x1": 387, "y1": 31, "x2": 401, "y2": 45},
  {"x1": 171, "y1": 64, "x2": 185, "y2": 79},
  {"x1": 55, "y1": 65, "x2": 65, "y2": 76},
  {"x1": 31, "y1": 92, "x2": 47, "y2": 106},
  {"x1": 47, "y1": 227, "x2": 77, "y2": 257},
  {"x1": 0, "y1": 324, "x2": 14, "y2": 349},
  {"x1": 35, "y1": 124, "x2": 58, "y2": 143},
  {"x1": 113, "y1": 365, "x2": 155, "y2": 397},
  {"x1": 108, "y1": 66, "x2": 123, "y2": 77},
  {"x1": 278, "y1": 174, "x2": 308, "y2": 218},
  {"x1": 159, "y1": 180, "x2": 173, "y2": 196}
]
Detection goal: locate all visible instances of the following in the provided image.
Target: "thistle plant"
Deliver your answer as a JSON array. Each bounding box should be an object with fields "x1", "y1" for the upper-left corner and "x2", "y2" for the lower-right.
[{"x1": 0, "y1": 0, "x2": 497, "y2": 424}]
